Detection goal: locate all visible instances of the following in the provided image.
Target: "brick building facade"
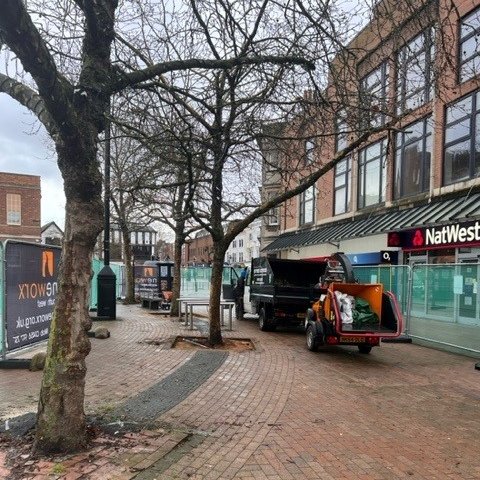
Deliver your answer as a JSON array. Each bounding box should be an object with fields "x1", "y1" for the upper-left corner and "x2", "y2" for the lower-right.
[
  {"x1": 263, "y1": 0, "x2": 480, "y2": 268},
  {"x1": 0, "y1": 172, "x2": 41, "y2": 242}
]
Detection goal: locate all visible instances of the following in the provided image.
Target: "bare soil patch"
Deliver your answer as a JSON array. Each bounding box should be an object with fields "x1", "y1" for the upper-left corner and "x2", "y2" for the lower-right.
[{"x1": 172, "y1": 336, "x2": 255, "y2": 352}]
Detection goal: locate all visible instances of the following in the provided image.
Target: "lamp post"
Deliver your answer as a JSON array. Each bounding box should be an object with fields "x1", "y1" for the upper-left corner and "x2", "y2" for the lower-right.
[{"x1": 97, "y1": 107, "x2": 117, "y2": 319}]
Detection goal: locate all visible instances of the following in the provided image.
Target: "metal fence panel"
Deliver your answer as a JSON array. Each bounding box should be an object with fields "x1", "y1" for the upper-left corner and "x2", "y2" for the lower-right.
[
  {"x1": 180, "y1": 266, "x2": 244, "y2": 298},
  {"x1": 409, "y1": 264, "x2": 480, "y2": 355},
  {"x1": 353, "y1": 265, "x2": 410, "y2": 315}
]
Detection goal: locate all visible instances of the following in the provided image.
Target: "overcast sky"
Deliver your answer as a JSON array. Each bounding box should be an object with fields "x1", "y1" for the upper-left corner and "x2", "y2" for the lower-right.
[{"x1": 0, "y1": 94, "x2": 66, "y2": 229}]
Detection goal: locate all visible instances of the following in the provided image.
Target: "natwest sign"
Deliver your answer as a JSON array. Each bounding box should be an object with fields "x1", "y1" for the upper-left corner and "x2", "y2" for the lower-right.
[{"x1": 388, "y1": 220, "x2": 480, "y2": 250}]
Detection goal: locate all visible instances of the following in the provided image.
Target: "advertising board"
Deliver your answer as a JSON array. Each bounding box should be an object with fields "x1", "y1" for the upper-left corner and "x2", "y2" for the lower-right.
[
  {"x1": 134, "y1": 265, "x2": 158, "y2": 296},
  {"x1": 5, "y1": 242, "x2": 61, "y2": 351}
]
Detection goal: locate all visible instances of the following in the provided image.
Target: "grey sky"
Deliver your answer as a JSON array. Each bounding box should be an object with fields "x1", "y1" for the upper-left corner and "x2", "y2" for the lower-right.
[{"x1": 0, "y1": 94, "x2": 65, "y2": 229}]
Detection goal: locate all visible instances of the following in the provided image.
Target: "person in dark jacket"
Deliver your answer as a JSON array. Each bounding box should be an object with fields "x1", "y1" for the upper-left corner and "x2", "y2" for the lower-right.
[{"x1": 233, "y1": 268, "x2": 247, "y2": 320}]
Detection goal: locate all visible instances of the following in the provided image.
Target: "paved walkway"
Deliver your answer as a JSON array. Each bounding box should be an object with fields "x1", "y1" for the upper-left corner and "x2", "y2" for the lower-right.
[{"x1": 1, "y1": 304, "x2": 479, "y2": 479}]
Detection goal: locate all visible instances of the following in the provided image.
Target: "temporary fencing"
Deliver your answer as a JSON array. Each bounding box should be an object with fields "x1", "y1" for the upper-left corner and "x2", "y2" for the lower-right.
[{"x1": 2, "y1": 254, "x2": 479, "y2": 357}]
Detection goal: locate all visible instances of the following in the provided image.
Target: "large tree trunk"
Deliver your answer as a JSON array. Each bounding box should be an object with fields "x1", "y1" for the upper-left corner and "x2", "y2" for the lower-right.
[
  {"x1": 121, "y1": 229, "x2": 135, "y2": 304},
  {"x1": 170, "y1": 230, "x2": 184, "y2": 317},
  {"x1": 34, "y1": 142, "x2": 103, "y2": 454},
  {"x1": 208, "y1": 242, "x2": 226, "y2": 346}
]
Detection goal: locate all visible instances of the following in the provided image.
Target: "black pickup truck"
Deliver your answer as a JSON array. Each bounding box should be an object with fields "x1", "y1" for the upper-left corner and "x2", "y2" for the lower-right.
[{"x1": 247, "y1": 257, "x2": 330, "y2": 331}]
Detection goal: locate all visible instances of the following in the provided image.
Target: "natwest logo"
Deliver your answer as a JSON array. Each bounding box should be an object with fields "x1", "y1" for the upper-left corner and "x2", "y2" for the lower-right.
[
  {"x1": 412, "y1": 230, "x2": 424, "y2": 247},
  {"x1": 425, "y1": 221, "x2": 480, "y2": 246}
]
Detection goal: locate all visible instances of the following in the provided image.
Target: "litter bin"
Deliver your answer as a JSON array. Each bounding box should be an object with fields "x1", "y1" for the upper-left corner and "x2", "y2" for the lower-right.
[{"x1": 97, "y1": 265, "x2": 116, "y2": 319}]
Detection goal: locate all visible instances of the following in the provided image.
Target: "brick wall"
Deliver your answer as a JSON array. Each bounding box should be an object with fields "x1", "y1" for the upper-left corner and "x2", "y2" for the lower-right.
[
  {"x1": 273, "y1": 0, "x2": 480, "y2": 241},
  {"x1": 0, "y1": 172, "x2": 41, "y2": 241}
]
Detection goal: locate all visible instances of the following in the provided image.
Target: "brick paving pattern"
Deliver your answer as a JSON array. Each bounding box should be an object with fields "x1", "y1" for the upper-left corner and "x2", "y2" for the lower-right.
[{"x1": 1, "y1": 304, "x2": 479, "y2": 479}]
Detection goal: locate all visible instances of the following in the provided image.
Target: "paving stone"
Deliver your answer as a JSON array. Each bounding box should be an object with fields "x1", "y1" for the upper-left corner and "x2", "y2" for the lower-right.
[{"x1": 1, "y1": 304, "x2": 479, "y2": 479}]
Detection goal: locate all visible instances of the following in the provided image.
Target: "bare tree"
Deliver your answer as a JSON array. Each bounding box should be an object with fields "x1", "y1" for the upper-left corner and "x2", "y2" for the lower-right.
[{"x1": 0, "y1": 0, "x2": 313, "y2": 453}]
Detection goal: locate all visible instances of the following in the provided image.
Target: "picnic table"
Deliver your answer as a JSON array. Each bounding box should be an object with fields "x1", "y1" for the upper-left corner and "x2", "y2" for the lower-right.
[{"x1": 177, "y1": 297, "x2": 235, "y2": 331}]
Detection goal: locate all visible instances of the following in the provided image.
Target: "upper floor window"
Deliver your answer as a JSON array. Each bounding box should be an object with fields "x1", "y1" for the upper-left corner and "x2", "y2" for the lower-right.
[
  {"x1": 239, "y1": 239, "x2": 244, "y2": 247},
  {"x1": 334, "y1": 156, "x2": 352, "y2": 215},
  {"x1": 264, "y1": 150, "x2": 277, "y2": 172},
  {"x1": 395, "y1": 117, "x2": 432, "y2": 198},
  {"x1": 6, "y1": 193, "x2": 21, "y2": 225},
  {"x1": 397, "y1": 28, "x2": 434, "y2": 114},
  {"x1": 265, "y1": 192, "x2": 279, "y2": 226},
  {"x1": 460, "y1": 8, "x2": 480, "y2": 83},
  {"x1": 360, "y1": 61, "x2": 389, "y2": 127},
  {"x1": 232, "y1": 240, "x2": 237, "y2": 248},
  {"x1": 358, "y1": 139, "x2": 387, "y2": 209},
  {"x1": 444, "y1": 90, "x2": 480, "y2": 184},
  {"x1": 305, "y1": 139, "x2": 315, "y2": 164},
  {"x1": 299, "y1": 185, "x2": 315, "y2": 226},
  {"x1": 335, "y1": 114, "x2": 348, "y2": 152}
]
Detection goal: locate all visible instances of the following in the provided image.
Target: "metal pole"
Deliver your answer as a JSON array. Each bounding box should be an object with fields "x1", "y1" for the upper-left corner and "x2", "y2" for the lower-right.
[
  {"x1": 96, "y1": 105, "x2": 116, "y2": 319},
  {"x1": 104, "y1": 113, "x2": 111, "y2": 266}
]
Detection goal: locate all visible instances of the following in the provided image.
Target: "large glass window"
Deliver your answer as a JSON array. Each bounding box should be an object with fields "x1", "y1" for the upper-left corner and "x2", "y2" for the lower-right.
[
  {"x1": 299, "y1": 185, "x2": 315, "y2": 225},
  {"x1": 459, "y1": 8, "x2": 480, "y2": 83},
  {"x1": 358, "y1": 140, "x2": 387, "y2": 208},
  {"x1": 395, "y1": 117, "x2": 432, "y2": 198},
  {"x1": 397, "y1": 28, "x2": 434, "y2": 114},
  {"x1": 6, "y1": 193, "x2": 21, "y2": 225},
  {"x1": 444, "y1": 90, "x2": 480, "y2": 184},
  {"x1": 360, "y1": 62, "x2": 389, "y2": 127},
  {"x1": 334, "y1": 156, "x2": 351, "y2": 215}
]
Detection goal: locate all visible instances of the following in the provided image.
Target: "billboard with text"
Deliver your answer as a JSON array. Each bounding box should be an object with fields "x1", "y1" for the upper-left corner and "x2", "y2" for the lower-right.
[{"x1": 5, "y1": 242, "x2": 61, "y2": 351}]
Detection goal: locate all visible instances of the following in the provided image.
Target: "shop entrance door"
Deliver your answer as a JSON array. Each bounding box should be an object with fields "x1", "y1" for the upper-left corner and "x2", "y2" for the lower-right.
[{"x1": 458, "y1": 259, "x2": 478, "y2": 325}]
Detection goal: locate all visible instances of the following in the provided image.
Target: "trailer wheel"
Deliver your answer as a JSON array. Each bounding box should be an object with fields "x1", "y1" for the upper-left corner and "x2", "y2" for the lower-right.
[
  {"x1": 306, "y1": 325, "x2": 319, "y2": 351},
  {"x1": 358, "y1": 345, "x2": 372, "y2": 354}
]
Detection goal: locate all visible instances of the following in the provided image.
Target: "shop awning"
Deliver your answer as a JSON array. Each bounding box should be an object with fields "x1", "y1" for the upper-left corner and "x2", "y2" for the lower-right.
[{"x1": 263, "y1": 191, "x2": 480, "y2": 252}]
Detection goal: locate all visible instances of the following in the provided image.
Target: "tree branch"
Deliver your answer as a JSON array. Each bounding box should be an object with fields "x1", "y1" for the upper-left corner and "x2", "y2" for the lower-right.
[
  {"x1": 0, "y1": 72, "x2": 59, "y2": 139},
  {"x1": 108, "y1": 55, "x2": 315, "y2": 94},
  {"x1": 0, "y1": 0, "x2": 74, "y2": 134}
]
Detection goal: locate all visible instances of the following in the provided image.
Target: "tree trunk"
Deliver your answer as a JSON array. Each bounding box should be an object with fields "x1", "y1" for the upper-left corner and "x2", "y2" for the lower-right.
[
  {"x1": 121, "y1": 230, "x2": 135, "y2": 303},
  {"x1": 34, "y1": 142, "x2": 103, "y2": 454},
  {"x1": 170, "y1": 230, "x2": 184, "y2": 317},
  {"x1": 208, "y1": 242, "x2": 225, "y2": 346}
]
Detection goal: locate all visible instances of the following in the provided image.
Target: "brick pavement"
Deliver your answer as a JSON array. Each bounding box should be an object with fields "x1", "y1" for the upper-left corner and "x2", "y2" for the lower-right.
[{"x1": 1, "y1": 304, "x2": 479, "y2": 479}]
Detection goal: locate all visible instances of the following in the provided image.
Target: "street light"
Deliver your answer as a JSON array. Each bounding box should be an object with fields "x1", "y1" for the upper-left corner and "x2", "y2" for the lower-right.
[{"x1": 97, "y1": 107, "x2": 116, "y2": 319}]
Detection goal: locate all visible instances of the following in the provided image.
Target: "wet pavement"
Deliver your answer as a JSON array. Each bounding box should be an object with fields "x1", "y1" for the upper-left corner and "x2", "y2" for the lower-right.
[{"x1": 1, "y1": 303, "x2": 479, "y2": 479}]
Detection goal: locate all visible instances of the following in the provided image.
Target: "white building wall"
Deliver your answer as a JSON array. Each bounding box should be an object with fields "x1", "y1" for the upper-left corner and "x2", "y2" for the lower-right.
[{"x1": 225, "y1": 219, "x2": 261, "y2": 265}]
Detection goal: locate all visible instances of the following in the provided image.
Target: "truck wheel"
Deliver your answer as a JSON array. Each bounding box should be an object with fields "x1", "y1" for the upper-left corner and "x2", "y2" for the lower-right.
[
  {"x1": 306, "y1": 325, "x2": 319, "y2": 351},
  {"x1": 259, "y1": 308, "x2": 270, "y2": 331},
  {"x1": 358, "y1": 345, "x2": 372, "y2": 354}
]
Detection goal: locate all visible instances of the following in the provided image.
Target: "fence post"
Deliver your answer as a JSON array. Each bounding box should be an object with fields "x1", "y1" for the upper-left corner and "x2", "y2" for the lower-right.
[{"x1": 405, "y1": 264, "x2": 413, "y2": 336}]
